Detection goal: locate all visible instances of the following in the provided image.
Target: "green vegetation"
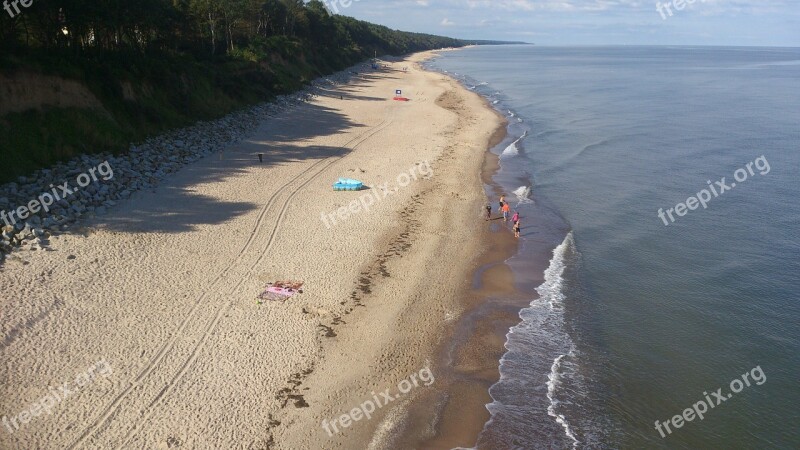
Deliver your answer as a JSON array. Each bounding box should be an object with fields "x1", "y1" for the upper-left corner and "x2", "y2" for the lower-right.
[{"x1": 0, "y1": 0, "x2": 466, "y2": 183}]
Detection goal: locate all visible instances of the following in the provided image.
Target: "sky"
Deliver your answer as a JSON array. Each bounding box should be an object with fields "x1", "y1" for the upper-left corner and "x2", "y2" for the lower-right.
[{"x1": 322, "y1": 0, "x2": 800, "y2": 47}]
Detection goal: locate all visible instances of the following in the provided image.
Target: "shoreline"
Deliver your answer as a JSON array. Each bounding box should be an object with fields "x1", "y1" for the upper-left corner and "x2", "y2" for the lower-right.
[
  {"x1": 406, "y1": 68, "x2": 530, "y2": 449},
  {"x1": 407, "y1": 55, "x2": 568, "y2": 449},
  {"x1": 276, "y1": 52, "x2": 508, "y2": 449},
  {"x1": 1, "y1": 49, "x2": 517, "y2": 449}
]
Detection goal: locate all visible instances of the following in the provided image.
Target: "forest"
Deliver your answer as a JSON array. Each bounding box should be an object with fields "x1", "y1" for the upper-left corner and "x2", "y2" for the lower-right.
[{"x1": 0, "y1": 0, "x2": 464, "y2": 62}]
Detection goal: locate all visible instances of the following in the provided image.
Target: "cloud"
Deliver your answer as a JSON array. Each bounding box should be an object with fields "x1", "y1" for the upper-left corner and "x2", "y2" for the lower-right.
[
  {"x1": 344, "y1": 0, "x2": 800, "y2": 46},
  {"x1": 407, "y1": 0, "x2": 789, "y2": 14}
]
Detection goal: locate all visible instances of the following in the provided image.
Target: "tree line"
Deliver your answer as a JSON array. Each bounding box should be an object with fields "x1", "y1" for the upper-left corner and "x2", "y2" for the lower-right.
[
  {"x1": 0, "y1": 1, "x2": 467, "y2": 183},
  {"x1": 0, "y1": 0, "x2": 465, "y2": 60}
]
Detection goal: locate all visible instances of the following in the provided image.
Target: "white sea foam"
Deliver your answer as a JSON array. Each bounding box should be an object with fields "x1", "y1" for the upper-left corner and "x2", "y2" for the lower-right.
[
  {"x1": 548, "y1": 351, "x2": 579, "y2": 449},
  {"x1": 501, "y1": 131, "x2": 527, "y2": 157},
  {"x1": 502, "y1": 141, "x2": 519, "y2": 156},
  {"x1": 476, "y1": 233, "x2": 580, "y2": 448},
  {"x1": 513, "y1": 185, "x2": 533, "y2": 205},
  {"x1": 537, "y1": 233, "x2": 570, "y2": 309},
  {"x1": 538, "y1": 233, "x2": 579, "y2": 447}
]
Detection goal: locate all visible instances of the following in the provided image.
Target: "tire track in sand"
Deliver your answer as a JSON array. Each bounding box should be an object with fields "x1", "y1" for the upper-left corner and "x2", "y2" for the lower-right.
[{"x1": 69, "y1": 106, "x2": 396, "y2": 449}]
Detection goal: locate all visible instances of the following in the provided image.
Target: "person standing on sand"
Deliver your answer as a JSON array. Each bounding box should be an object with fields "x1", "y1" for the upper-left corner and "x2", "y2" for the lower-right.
[
  {"x1": 499, "y1": 195, "x2": 505, "y2": 211},
  {"x1": 502, "y1": 203, "x2": 510, "y2": 222},
  {"x1": 512, "y1": 211, "x2": 519, "y2": 224},
  {"x1": 485, "y1": 204, "x2": 492, "y2": 220},
  {"x1": 514, "y1": 219, "x2": 521, "y2": 238}
]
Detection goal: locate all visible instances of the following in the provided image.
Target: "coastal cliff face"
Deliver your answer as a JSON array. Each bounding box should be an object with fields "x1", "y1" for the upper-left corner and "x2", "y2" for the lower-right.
[
  {"x1": 0, "y1": 72, "x2": 106, "y2": 116},
  {"x1": 0, "y1": 53, "x2": 310, "y2": 185}
]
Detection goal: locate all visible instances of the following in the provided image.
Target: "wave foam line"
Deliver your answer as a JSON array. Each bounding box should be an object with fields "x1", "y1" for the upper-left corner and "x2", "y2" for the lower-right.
[
  {"x1": 540, "y1": 232, "x2": 579, "y2": 447},
  {"x1": 547, "y1": 351, "x2": 579, "y2": 449},
  {"x1": 501, "y1": 131, "x2": 528, "y2": 157}
]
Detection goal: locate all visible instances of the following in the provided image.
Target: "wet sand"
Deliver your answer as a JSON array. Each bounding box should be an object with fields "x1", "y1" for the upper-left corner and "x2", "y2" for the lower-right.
[{"x1": 402, "y1": 74, "x2": 565, "y2": 449}]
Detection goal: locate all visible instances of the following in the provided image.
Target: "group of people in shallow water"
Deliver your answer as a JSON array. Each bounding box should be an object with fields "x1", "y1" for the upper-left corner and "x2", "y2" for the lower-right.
[{"x1": 485, "y1": 195, "x2": 521, "y2": 238}]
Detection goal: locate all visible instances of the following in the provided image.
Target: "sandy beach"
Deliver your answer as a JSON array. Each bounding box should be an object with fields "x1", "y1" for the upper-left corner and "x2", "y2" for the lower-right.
[{"x1": 0, "y1": 52, "x2": 504, "y2": 449}]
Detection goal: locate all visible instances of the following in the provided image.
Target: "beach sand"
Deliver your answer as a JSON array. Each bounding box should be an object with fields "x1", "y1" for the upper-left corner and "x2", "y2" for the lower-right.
[{"x1": 0, "y1": 52, "x2": 505, "y2": 449}]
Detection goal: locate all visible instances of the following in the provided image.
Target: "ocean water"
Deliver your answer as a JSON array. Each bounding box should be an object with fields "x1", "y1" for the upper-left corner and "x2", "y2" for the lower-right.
[{"x1": 428, "y1": 46, "x2": 800, "y2": 449}]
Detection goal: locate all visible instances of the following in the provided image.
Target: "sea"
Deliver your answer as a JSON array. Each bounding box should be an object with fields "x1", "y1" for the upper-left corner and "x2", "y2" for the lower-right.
[{"x1": 425, "y1": 46, "x2": 800, "y2": 449}]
